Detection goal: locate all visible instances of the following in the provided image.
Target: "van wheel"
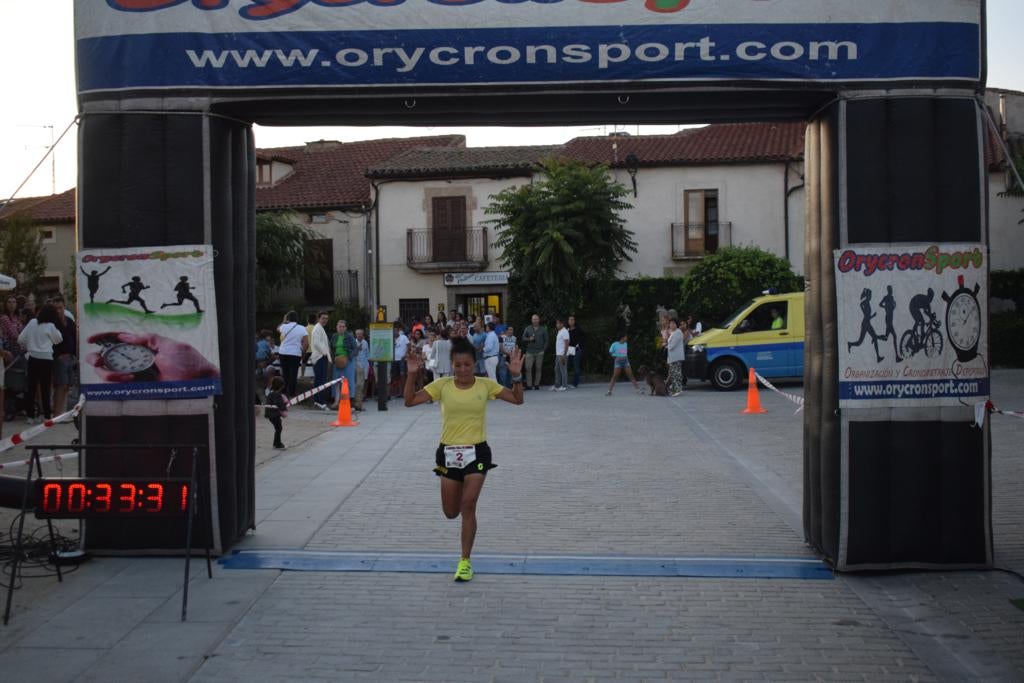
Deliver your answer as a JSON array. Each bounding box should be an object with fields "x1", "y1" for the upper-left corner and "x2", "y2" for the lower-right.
[{"x1": 711, "y1": 359, "x2": 743, "y2": 391}]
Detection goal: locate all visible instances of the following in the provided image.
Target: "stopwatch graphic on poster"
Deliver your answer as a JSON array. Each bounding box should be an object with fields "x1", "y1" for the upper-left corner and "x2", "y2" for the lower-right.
[
  {"x1": 942, "y1": 274, "x2": 981, "y2": 363},
  {"x1": 96, "y1": 338, "x2": 157, "y2": 378}
]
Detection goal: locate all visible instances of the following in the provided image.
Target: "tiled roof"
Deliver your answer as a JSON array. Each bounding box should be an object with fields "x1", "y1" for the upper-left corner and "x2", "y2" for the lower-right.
[
  {"x1": 367, "y1": 145, "x2": 562, "y2": 179},
  {"x1": 0, "y1": 188, "x2": 75, "y2": 224},
  {"x1": 255, "y1": 150, "x2": 296, "y2": 163},
  {"x1": 256, "y1": 135, "x2": 465, "y2": 210},
  {"x1": 3, "y1": 125, "x2": 1010, "y2": 225},
  {"x1": 0, "y1": 195, "x2": 48, "y2": 220},
  {"x1": 561, "y1": 122, "x2": 806, "y2": 167}
]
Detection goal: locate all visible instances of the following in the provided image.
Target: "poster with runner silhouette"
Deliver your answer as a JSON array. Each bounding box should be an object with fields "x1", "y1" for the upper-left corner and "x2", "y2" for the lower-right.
[
  {"x1": 834, "y1": 243, "x2": 988, "y2": 408},
  {"x1": 76, "y1": 245, "x2": 221, "y2": 400}
]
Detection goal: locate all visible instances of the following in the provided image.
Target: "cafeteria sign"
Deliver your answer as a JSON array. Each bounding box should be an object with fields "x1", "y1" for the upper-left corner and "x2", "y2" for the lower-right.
[{"x1": 443, "y1": 272, "x2": 510, "y2": 287}]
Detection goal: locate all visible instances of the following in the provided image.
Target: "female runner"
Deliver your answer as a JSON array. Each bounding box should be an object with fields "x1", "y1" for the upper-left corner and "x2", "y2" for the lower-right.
[{"x1": 405, "y1": 337, "x2": 524, "y2": 581}]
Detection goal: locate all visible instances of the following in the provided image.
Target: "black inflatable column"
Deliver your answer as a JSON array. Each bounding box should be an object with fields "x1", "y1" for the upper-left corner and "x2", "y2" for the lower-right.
[
  {"x1": 78, "y1": 112, "x2": 256, "y2": 552},
  {"x1": 804, "y1": 97, "x2": 991, "y2": 570}
]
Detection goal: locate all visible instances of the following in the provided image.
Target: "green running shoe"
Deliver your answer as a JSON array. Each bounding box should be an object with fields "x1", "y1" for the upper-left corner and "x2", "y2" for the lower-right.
[{"x1": 453, "y1": 558, "x2": 474, "y2": 582}]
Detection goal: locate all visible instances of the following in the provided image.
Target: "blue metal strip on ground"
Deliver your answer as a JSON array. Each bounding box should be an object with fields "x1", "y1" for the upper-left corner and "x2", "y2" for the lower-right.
[{"x1": 219, "y1": 551, "x2": 833, "y2": 580}]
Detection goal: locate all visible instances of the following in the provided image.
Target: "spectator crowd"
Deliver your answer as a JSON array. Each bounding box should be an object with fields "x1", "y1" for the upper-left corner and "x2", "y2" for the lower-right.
[
  {"x1": 1, "y1": 292, "x2": 78, "y2": 439},
  {"x1": 255, "y1": 305, "x2": 703, "y2": 417}
]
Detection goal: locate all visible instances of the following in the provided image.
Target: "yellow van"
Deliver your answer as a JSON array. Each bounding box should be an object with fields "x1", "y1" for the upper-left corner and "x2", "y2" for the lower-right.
[{"x1": 684, "y1": 291, "x2": 805, "y2": 390}]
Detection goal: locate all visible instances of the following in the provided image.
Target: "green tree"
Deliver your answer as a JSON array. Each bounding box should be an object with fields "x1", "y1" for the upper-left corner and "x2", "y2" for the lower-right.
[
  {"x1": 0, "y1": 213, "x2": 47, "y2": 295},
  {"x1": 680, "y1": 246, "x2": 802, "y2": 326},
  {"x1": 255, "y1": 211, "x2": 320, "y2": 310},
  {"x1": 487, "y1": 158, "x2": 637, "y2": 323},
  {"x1": 64, "y1": 253, "x2": 77, "y2": 309}
]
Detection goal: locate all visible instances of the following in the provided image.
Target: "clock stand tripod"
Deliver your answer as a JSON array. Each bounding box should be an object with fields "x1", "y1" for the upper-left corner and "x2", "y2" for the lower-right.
[{"x1": 2, "y1": 444, "x2": 213, "y2": 625}]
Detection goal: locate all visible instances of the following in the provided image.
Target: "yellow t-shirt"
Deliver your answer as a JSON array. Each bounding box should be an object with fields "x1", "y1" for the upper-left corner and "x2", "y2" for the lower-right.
[{"x1": 424, "y1": 376, "x2": 504, "y2": 445}]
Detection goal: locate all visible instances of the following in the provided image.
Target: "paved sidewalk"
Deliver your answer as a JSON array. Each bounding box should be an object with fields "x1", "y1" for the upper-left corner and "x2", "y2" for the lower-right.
[{"x1": 0, "y1": 371, "x2": 1021, "y2": 681}]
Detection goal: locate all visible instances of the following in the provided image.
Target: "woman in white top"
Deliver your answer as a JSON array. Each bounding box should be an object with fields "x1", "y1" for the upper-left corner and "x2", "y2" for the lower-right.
[
  {"x1": 276, "y1": 310, "x2": 308, "y2": 398},
  {"x1": 422, "y1": 331, "x2": 435, "y2": 384},
  {"x1": 665, "y1": 317, "x2": 686, "y2": 397},
  {"x1": 432, "y1": 328, "x2": 452, "y2": 378},
  {"x1": 18, "y1": 303, "x2": 63, "y2": 421}
]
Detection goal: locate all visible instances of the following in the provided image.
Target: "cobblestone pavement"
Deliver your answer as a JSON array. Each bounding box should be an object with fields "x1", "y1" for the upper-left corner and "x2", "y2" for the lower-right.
[{"x1": 0, "y1": 371, "x2": 1021, "y2": 681}]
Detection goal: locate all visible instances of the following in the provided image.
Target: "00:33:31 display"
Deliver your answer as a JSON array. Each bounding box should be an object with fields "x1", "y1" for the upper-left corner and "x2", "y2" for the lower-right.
[{"x1": 34, "y1": 479, "x2": 191, "y2": 518}]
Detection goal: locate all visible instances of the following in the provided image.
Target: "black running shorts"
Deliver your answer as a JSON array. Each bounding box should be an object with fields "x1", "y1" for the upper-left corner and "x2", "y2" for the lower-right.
[{"x1": 433, "y1": 441, "x2": 496, "y2": 481}]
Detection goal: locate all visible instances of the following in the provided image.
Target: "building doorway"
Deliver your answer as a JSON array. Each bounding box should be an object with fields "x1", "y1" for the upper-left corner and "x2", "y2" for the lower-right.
[{"x1": 460, "y1": 293, "x2": 503, "y2": 321}]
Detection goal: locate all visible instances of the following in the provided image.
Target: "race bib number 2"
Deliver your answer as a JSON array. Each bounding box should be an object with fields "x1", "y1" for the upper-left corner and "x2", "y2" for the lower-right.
[{"x1": 444, "y1": 445, "x2": 477, "y2": 469}]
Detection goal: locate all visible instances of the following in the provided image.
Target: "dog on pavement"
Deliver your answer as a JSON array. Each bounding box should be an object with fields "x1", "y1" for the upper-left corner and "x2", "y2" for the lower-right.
[{"x1": 637, "y1": 365, "x2": 668, "y2": 396}]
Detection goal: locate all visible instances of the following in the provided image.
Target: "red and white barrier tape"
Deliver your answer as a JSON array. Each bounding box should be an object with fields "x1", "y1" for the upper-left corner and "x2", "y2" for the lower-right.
[
  {"x1": 0, "y1": 395, "x2": 86, "y2": 454},
  {"x1": 974, "y1": 400, "x2": 1024, "y2": 429},
  {"x1": 256, "y1": 376, "x2": 349, "y2": 413},
  {"x1": 753, "y1": 371, "x2": 805, "y2": 414},
  {"x1": 288, "y1": 376, "x2": 347, "y2": 406},
  {"x1": 0, "y1": 451, "x2": 78, "y2": 471}
]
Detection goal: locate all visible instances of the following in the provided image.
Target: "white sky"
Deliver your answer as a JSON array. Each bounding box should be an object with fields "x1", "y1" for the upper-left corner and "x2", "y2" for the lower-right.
[{"x1": 2, "y1": 1, "x2": 1022, "y2": 200}]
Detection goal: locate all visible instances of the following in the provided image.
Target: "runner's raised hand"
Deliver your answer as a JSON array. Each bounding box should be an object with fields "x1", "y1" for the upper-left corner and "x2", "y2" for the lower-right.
[
  {"x1": 507, "y1": 347, "x2": 524, "y2": 376},
  {"x1": 406, "y1": 346, "x2": 423, "y2": 374}
]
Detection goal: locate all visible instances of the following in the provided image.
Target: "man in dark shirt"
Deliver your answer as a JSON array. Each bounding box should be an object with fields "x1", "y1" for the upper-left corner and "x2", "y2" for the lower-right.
[
  {"x1": 567, "y1": 314, "x2": 585, "y2": 388},
  {"x1": 521, "y1": 313, "x2": 548, "y2": 390},
  {"x1": 50, "y1": 295, "x2": 77, "y2": 414}
]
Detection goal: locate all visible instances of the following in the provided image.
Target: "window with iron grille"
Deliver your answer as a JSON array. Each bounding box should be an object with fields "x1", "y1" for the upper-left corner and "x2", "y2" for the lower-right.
[{"x1": 399, "y1": 298, "x2": 430, "y2": 327}]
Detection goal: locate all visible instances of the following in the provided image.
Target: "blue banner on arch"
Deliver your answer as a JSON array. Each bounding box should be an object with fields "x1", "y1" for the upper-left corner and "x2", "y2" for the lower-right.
[{"x1": 77, "y1": 22, "x2": 981, "y2": 93}]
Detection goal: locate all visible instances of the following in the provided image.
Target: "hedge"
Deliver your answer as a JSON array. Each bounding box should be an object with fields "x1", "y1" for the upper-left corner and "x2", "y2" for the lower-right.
[
  {"x1": 991, "y1": 269, "x2": 1024, "y2": 311},
  {"x1": 505, "y1": 277, "x2": 687, "y2": 382},
  {"x1": 992, "y1": 312, "x2": 1024, "y2": 367}
]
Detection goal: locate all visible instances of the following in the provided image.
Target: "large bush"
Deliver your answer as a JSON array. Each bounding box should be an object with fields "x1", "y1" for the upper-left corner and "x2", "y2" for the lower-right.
[
  {"x1": 679, "y1": 246, "x2": 802, "y2": 326},
  {"x1": 991, "y1": 269, "x2": 1024, "y2": 311},
  {"x1": 991, "y1": 312, "x2": 1024, "y2": 367}
]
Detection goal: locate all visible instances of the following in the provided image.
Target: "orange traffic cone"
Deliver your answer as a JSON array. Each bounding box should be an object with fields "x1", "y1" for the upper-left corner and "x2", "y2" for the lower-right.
[
  {"x1": 331, "y1": 378, "x2": 359, "y2": 427},
  {"x1": 742, "y1": 367, "x2": 767, "y2": 414}
]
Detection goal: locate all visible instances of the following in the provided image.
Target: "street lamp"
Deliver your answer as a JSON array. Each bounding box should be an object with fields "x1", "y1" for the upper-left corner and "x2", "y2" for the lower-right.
[{"x1": 624, "y1": 153, "x2": 639, "y2": 197}]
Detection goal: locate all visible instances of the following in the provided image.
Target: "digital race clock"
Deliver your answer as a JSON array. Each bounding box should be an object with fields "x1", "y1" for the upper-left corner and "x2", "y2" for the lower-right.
[{"x1": 34, "y1": 479, "x2": 191, "y2": 518}]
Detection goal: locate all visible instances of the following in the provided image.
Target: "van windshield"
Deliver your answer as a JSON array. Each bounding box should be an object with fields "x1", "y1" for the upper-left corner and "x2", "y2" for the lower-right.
[{"x1": 718, "y1": 300, "x2": 755, "y2": 328}]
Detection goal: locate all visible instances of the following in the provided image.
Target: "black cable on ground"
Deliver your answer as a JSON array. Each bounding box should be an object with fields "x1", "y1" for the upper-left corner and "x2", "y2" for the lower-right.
[{"x1": 0, "y1": 512, "x2": 82, "y2": 590}]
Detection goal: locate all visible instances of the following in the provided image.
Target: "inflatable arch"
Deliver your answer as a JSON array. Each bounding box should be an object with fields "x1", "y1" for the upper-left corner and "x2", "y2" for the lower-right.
[{"x1": 64, "y1": 0, "x2": 989, "y2": 569}]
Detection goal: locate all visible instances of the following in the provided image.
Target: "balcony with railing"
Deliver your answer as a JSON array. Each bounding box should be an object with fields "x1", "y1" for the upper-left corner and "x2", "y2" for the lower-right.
[
  {"x1": 406, "y1": 226, "x2": 489, "y2": 272},
  {"x1": 274, "y1": 269, "x2": 359, "y2": 307},
  {"x1": 670, "y1": 222, "x2": 732, "y2": 260}
]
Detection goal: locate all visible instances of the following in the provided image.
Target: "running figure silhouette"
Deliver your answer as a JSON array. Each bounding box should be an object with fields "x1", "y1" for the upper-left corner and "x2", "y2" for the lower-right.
[
  {"x1": 107, "y1": 275, "x2": 153, "y2": 313},
  {"x1": 160, "y1": 276, "x2": 203, "y2": 313},
  {"x1": 79, "y1": 265, "x2": 111, "y2": 304},
  {"x1": 847, "y1": 288, "x2": 883, "y2": 362},
  {"x1": 878, "y1": 285, "x2": 902, "y2": 362}
]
